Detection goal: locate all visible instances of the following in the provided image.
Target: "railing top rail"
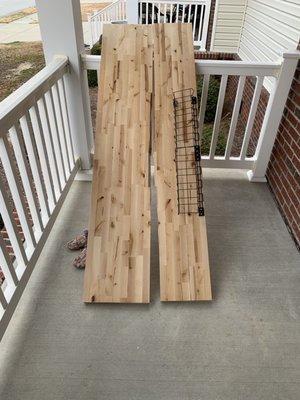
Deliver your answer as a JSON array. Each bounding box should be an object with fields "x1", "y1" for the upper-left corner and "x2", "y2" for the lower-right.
[
  {"x1": 82, "y1": 54, "x2": 102, "y2": 70},
  {"x1": 140, "y1": 0, "x2": 209, "y2": 4},
  {"x1": 90, "y1": 0, "x2": 124, "y2": 19},
  {"x1": 195, "y1": 59, "x2": 282, "y2": 77},
  {"x1": 81, "y1": 54, "x2": 281, "y2": 77},
  {"x1": 0, "y1": 55, "x2": 68, "y2": 132},
  {"x1": 90, "y1": 0, "x2": 210, "y2": 19}
]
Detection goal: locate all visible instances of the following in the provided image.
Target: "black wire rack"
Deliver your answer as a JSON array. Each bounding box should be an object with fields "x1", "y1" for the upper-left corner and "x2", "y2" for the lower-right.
[{"x1": 173, "y1": 88, "x2": 204, "y2": 216}]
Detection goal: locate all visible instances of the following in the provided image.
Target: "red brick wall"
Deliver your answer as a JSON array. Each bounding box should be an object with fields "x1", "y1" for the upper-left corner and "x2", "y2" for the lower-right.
[
  {"x1": 194, "y1": 50, "x2": 235, "y2": 61},
  {"x1": 266, "y1": 56, "x2": 300, "y2": 249}
]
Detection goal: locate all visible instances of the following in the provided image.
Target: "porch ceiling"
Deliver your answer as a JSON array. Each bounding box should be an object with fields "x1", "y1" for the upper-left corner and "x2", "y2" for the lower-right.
[{"x1": 0, "y1": 169, "x2": 299, "y2": 399}]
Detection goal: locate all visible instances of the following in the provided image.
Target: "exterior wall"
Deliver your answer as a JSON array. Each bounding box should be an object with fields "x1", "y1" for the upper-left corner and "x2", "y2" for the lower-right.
[
  {"x1": 210, "y1": 0, "x2": 247, "y2": 53},
  {"x1": 266, "y1": 56, "x2": 300, "y2": 249},
  {"x1": 238, "y1": 0, "x2": 300, "y2": 91},
  {"x1": 239, "y1": 0, "x2": 300, "y2": 63},
  {"x1": 215, "y1": 52, "x2": 300, "y2": 249}
]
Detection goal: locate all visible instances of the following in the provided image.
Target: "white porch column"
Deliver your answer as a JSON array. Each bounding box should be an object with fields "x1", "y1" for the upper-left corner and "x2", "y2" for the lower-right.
[
  {"x1": 35, "y1": 0, "x2": 93, "y2": 170},
  {"x1": 248, "y1": 51, "x2": 300, "y2": 182},
  {"x1": 126, "y1": 0, "x2": 139, "y2": 23}
]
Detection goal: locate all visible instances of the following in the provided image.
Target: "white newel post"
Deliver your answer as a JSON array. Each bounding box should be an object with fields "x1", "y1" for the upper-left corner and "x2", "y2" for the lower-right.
[
  {"x1": 248, "y1": 51, "x2": 300, "y2": 182},
  {"x1": 126, "y1": 0, "x2": 139, "y2": 23},
  {"x1": 35, "y1": 0, "x2": 93, "y2": 170}
]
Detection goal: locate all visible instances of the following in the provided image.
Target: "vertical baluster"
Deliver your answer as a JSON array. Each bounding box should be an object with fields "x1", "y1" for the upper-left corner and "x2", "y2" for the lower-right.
[
  {"x1": 158, "y1": 2, "x2": 161, "y2": 22},
  {"x1": 9, "y1": 125, "x2": 43, "y2": 238},
  {"x1": 0, "y1": 135, "x2": 36, "y2": 252},
  {"x1": 182, "y1": 4, "x2": 186, "y2": 22},
  {"x1": 93, "y1": 14, "x2": 97, "y2": 44},
  {"x1": 240, "y1": 76, "x2": 264, "y2": 159},
  {"x1": 225, "y1": 76, "x2": 246, "y2": 159},
  {"x1": 0, "y1": 176, "x2": 27, "y2": 270},
  {"x1": 93, "y1": 15, "x2": 97, "y2": 42},
  {"x1": 51, "y1": 83, "x2": 71, "y2": 176},
  {"x1": 163, "y1": 3, "x2": 167, "y2": 22},
  {"x1": 152, "y1": 2, "x2": 154, "y2": 23},
  {"x1": 44, "y1": 90, "x2": 67, "y2": 187},
  {"x1": 98, "y1": 13, "x2": 101, "y2": 37},
  {"x1": 146, "y1": 1, "x2": 149, "y2": 23},
  {"x1": 20, "y1": 113, "x2": 50, "y2": 222},
  {"x1": 0, "y1": 234, "x2": 19, "y2": 292},
  {"x1": 58, "y1": 78, "x2": 75, "y2": 168},
  {"x1": 139, "y1": 1, "x2": 142, "y2": 23},
  {"x1": 175, "y1": 3, "x2": 179, "y2": 22},
  {"x1": 90, "y1": 13, "x2": 93, "y2": 43},
  {"x1": 209, "y1": 74, "x2": 228, "y2": 159},
  {"x1": 198, "y1": 75, "x2": 210, "y2": 141},
  {"x1": 201, "y1": 1, "x2": 211, "y2": 50},
  {"x1": 97, "y1": 16, "x2": 100, "y2": 41},
  {"x1": 29, "y1": 104, "x2": 56, "y2": 212},
  {"x1": 188, "y1": 4, "x2": 191, "y2": 23},
  {"x1": 0, "y1": 286, "x2": 8, "y2": 309},
  {"x1": 197, "y1": 5, "x2": 204, "y2": 42},
  {"x1": 100, "y1": 16, "x2": 103, "y2": 36},
  {"x1": 88, "y1": 14, "x2": 92, "y2": 46},
  {"x1": 37, "y1": 95, "x2": 61, "y2": 196},
  {"x1": 192, "y1": 4, "x2": 198, "y2": 41},
  {"x1": 94, "y1": 16, "x2": 97, "y2": 43}
]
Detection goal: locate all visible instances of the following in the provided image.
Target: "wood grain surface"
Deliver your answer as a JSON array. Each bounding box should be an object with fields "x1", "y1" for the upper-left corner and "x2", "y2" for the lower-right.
[
  {"x1": 153, "y1": 24, "x2": 212, "y2": 301},
  {"x1": 83, "y1": 24, "x2": 153, "y2": 303},
  {"x1": 84, "y1": 23, "x2": 212, "y2": 303}
]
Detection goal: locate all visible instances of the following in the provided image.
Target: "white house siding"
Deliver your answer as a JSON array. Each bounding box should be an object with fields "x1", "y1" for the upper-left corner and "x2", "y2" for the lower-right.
[
  {"x1": 239, "y1": 0, "x2": 300, "y2": 63},
  {"x1": 210, "y1": 0, "x2": 247, "y2": 52}
]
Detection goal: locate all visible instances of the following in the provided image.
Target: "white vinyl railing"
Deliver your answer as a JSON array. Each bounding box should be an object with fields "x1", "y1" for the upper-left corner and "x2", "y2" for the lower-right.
[
  {"x1": 195, "y1": 60, "x2": 280, "y2": 170},
  {"x1": 139, "y1": 0, "x2": 211, "y2": 49},
  {"x1": 0, "y1": 56, "x2": 80, "y2": 339},
  {"x1": 89, "y1": 0, "x2": 126, "y2": 45},
  {"x1": 82, "y1": 52, "x2": 298, "y2": 181},
  {"x1": 89, "y1": 0, "x2": 211, "y2": 50},
  {"x1": 195, "y1": 54, "x2": 299, "y2": 179}
]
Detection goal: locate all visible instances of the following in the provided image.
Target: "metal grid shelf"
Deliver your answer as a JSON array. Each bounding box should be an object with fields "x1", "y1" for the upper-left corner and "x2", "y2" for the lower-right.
[{"x1": 173, "y1": 88, "x2": 204, "y2": 216}]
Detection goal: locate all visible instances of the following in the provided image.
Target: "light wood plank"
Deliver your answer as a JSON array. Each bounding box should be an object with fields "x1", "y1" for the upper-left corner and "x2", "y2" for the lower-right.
[
  {"x1": 83, "y1": 24, "x2": 152, "y2": 303},
  {"x1": 153, "y1": 23, "x2": 212, "y2": 301}
]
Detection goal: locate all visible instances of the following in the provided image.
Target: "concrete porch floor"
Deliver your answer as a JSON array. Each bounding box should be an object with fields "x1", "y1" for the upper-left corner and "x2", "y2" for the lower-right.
[{"x1": 0, "y1": 169, "x2": 299, "y2": 400}]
